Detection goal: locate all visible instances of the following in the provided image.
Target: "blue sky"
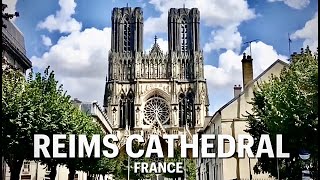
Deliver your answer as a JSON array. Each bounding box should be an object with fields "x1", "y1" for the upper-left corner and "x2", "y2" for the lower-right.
[{"x1": 4, "y1": 0, "x2": 318, "y2": 114}]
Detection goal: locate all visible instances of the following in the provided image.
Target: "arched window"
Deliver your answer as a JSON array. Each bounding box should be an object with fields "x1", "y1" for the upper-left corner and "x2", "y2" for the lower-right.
[
  {"x1": 180, "y1": 17, "x2": 188, "y2": 52},
  {"x1": 123, "y1": 60, "x2": 127, "y2": 80},
  {"x1": 127, "y1": 90, "x2": 135, "y2": 128},
  {"x1": 179, "y1": 91, "x2": 195, "y2": 127},
  {"x1": 141, "y1": 59, "x2": 145, "y2": 77},
  {"x1": 186, "y1": 61, "x2": 191, "y2": 79},
  {"x1": 123, "y1": 16, "x2": 131, "y2": 52},
  {"x1": 119, "y1": 60, "x2": 122, "y2": 80},
  {"x1": 119, "y1": 89, "x2": 135, "y2": 128},
  {"x1": 119, "y1": 90, "x2": 135, "y2": 129},
  {"x1": 127, "y1": 61, "x2": 132, "y2": 80},
  {"x1": 186, "y1": 91, "x2": 195, "y2": 127},
  {"x1": 119, "y1": 94, "x2": 126, "y2": 128},
  {"x1": 179, "y1": 93, "x2": 186, "y2": 126}
]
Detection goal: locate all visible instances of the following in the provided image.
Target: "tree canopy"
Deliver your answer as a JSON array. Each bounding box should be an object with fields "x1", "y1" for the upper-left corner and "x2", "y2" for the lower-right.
[
  {"x1": 2, "y1": 65, "x2": 113, "y2": 180},
  {"x1": 245, "y1": 47, "x2": 318, "y2": 179}
]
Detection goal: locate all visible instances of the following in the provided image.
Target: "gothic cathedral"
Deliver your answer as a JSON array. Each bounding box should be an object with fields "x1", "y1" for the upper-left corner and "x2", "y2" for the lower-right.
[{"x1": 103, "y1": 7, "x2": 209, "y2": 142}]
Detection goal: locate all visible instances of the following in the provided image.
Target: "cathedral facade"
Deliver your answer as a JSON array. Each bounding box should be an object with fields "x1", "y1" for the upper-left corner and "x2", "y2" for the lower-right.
[{"x1": 103, "y1": 7, "x2": 209, "y2": 141}]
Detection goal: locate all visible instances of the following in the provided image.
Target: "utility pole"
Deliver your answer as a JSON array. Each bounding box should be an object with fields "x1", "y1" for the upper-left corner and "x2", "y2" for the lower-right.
[
  {"x1": 184, "y1": 158, "x2": 186, "y2": 180},
  {"x1": 288, "y1": 33, "x2": 292, "y2": 57},
  {"x1": 243, "y1": 39, "x2": 259, "y2": 57},
  {"x1": 127, "y1": 155, "x2": 130, "y2": 180},
  {"x1": 127, "y1": 126, "x2": 131, "y2": 180},
  {"x1": 249, "y1": 157, "x2": 252, "y2": 180},
  {"x1": 276, "y1": 158, "x2": 280, "y2": 180}
]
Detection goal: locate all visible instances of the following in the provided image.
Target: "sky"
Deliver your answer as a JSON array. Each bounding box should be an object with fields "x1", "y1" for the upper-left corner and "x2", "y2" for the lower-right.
[{"x1": 4, "y1": 0, "x2": 318, "y2": 114}]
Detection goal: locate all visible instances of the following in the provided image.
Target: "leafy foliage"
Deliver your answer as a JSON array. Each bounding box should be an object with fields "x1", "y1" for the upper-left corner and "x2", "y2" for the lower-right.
[
  {"x1": 112, "y1": 142, "x2": 154, "y2": 180},
  {"x1": 2, "y1": 65, "x2": 114, "y2": 179},
  {"x1": 110, "y1": 141, "x2": 197, "y2": 180},
  {"x1": 245, "y1": 47, "x2": 318, "y2": 179},
  {"x1": 163, "y1": 147, "x2": 196, "y2": 180}
]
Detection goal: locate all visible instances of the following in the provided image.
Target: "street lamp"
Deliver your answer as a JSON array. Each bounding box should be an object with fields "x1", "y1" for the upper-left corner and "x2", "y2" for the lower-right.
[
  {"x1": 299, "y1": 149, "x2": 311, "y2": 180},
  {"x1": 276, "y1": 158, "x2": 280, "y2": 180},
  {"x1": 299, "y1": 150, "x2": 310, "y2": 160},
  {"x1": 248, "y1": 157, "x2": 252, "y2": 180}
]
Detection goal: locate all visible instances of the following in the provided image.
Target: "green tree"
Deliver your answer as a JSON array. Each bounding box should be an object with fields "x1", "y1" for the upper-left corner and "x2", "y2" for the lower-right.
[
  {"x1": 163, "y1": 147, "x2": 196, "y2": 180},
  {"x1": 2, "y1": 66, "x2": 76, "y2": 180},
  {"x1": 31, "y1": 70, "x2": 114, "y2": 180},
  {"x1": 65, "y1": 116, "x2": 115, "y2": 180},
  {"x1": 46, "y1": 109, "x2": 106, "y2": 180},
  {"x1": 2, "y1": 65, "x2": 115, "y2": 180},
  {"x1": 245, "y1": 47, "x2": 318, "y2": 179},
  {"x1": 112, "y1": 142, "x2": 154, "y2": 180},
  {"x1": 2, "y1": 65, "x2": 29, "y2": 180}
]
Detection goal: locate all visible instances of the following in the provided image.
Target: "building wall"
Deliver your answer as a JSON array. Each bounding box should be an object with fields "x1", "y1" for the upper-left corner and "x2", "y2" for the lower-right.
[
  {"x1": 4, "y1": 160, "x2": 88, "y2": 180},
  {"x1": 2, "y1": 19, "x2": 32, "y2": 180},
  {"x1": 2, "y1": 19, "x2": 31, "y2": 73},
  {"x1": 2, "y1": 51, "x2": 26, "y2": 73},
  {"x1": 198, "y1": 61, "x2": 287, "y2": 180}
]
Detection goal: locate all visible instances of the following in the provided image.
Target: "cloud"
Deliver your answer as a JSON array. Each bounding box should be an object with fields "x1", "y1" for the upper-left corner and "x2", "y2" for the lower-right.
[
  {"x1": 37, "y1": 0, "x2": 82, "y2": 33},
  {"x1": 204, "y1": 26, "x2": 242, "y2": 53},
  {"x1": 204, "y1": 50, "x2": 242, "y2": 89},
  {"x1": 291, "y1": 12, "x2": 318, "y2": 52},
  {"x1": 41, "y1": 35, "x2": 52, "y2": 47},
  {"x1": 145, "y1": 0, "x2": 256, "y2": 52},
  {"x1": 144, "y1": 14, "x2": 167, "y2": 36},
  {"x1": 204, "y1": 41, "x2": 288, "y2": 113},
  {"x1": 148, "y1": 0, "x2": 255, "y2": 28},
  {"x1": 2, "y1": 0, "x2": 18, "y2": 21},
  {"x1": 31, "y1": 27, "x2": 111, "y2": 104},
  {"x1": 268, "y1": 0, "x2": 310, "y2": 9}
]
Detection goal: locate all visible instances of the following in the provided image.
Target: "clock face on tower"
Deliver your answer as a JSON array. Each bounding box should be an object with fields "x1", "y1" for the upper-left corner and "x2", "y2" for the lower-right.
[{"x1": 143, "y1": 96, "x2": 170, "y2": 125}]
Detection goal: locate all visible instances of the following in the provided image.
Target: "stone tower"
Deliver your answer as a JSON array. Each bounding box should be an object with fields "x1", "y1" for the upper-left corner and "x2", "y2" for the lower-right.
[{"x1": 104, "y1": 7, "x2": 209, "y2": 141}]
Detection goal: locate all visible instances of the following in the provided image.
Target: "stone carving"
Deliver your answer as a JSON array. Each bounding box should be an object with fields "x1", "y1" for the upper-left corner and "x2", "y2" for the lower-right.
[{"x1": 104, "y1": 7, "x2": 209, "y2": 136}]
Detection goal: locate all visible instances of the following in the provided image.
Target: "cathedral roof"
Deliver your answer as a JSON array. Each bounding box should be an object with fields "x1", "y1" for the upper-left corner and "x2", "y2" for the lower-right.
[{"x1": 149, "y1": 35, "x2": 163, "y2": 56}]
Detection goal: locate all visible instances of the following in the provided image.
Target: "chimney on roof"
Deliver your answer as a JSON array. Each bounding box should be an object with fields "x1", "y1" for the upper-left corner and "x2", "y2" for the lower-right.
[
  {"x1": 241, "y1": 53, "x2": 253, "y2": 88},
  {"x1": 234, "y1": 85, "x2": 242, "y2": 97}
]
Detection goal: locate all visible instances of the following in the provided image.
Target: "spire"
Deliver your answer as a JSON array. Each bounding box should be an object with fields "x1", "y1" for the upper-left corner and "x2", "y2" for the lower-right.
[
  {"x1": 150, "y1": 35, "x2": 163, "y2": 55},
  {"x1": 154, "y1": 35, "x2": 158, "y2": 44}
]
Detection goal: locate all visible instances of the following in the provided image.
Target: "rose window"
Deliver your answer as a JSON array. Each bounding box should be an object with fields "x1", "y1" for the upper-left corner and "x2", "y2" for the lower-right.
[{"x1": 143, "y1": 96, "x2": 170, "y2": 125}]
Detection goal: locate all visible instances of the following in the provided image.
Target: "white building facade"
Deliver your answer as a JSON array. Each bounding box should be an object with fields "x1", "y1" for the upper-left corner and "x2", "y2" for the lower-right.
[{"x1": 197, "y1": 55, "x2": 288, "y2": 180}]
